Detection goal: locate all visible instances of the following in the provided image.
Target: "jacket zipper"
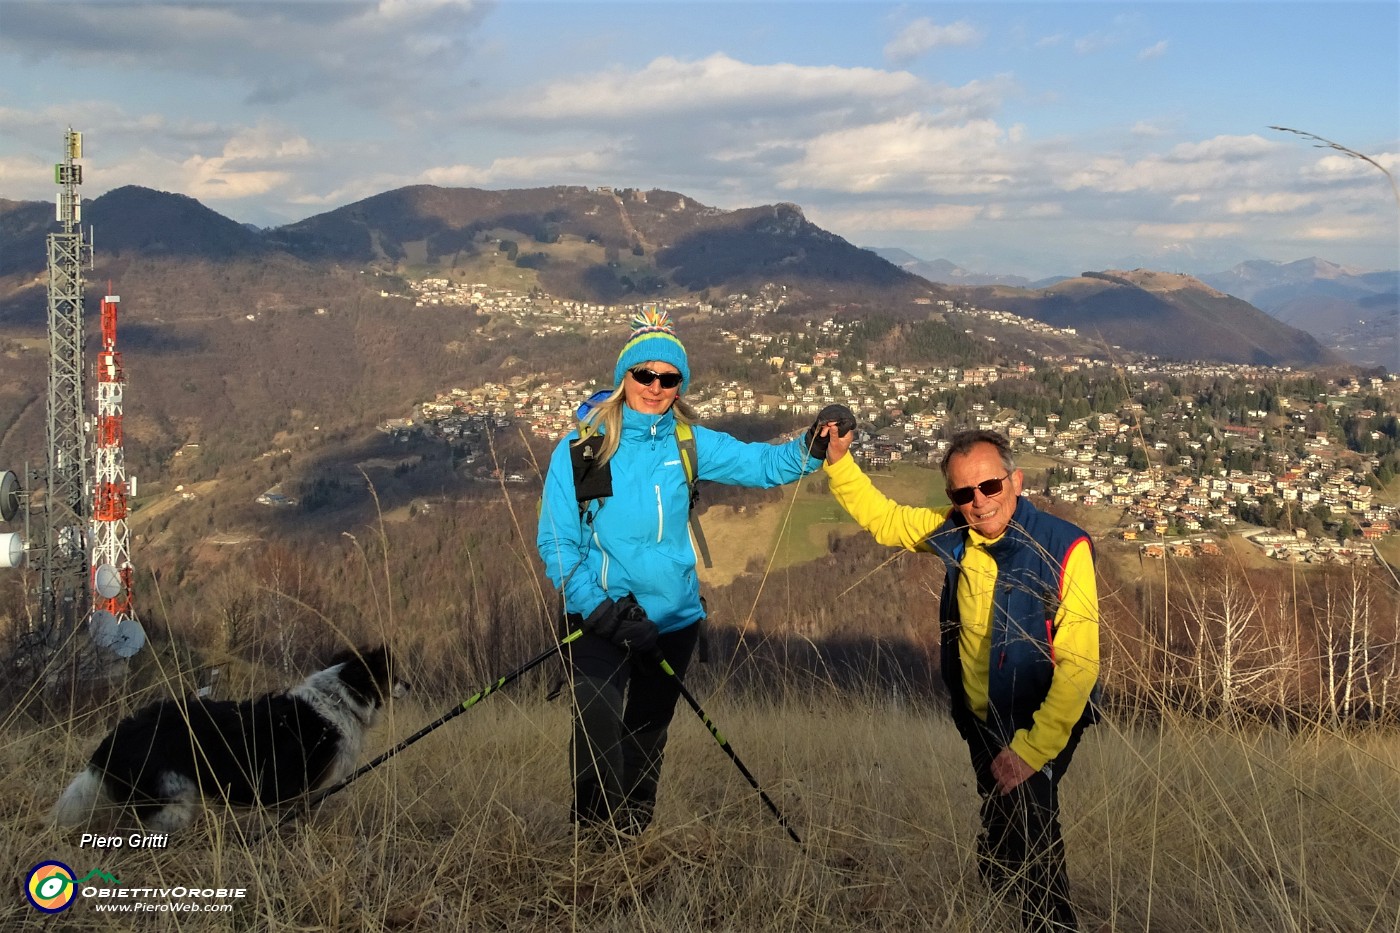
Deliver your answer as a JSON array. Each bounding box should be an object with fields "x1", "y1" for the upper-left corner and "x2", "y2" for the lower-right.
[
  {"x1": 594, "y1": 530, "x2": 609, "y2": 589},
  {"x1": 655, "y1": 484, "x2": 664, "y2": 542},
  {"x1": 653, "y1": 420, "x2": 666, "y2": 541}
]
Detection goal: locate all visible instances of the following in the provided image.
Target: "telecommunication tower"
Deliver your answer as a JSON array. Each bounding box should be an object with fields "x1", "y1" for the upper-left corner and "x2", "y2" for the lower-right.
[
  {"x1": 91, "y1": 292, "x2": 137, "y2": 628},
  {"x1": 42, "y1": 128, "x2": 93, "y2": 634},
  {"x1": 0, "y1": 128, "x2": 143, "y2": 659}
]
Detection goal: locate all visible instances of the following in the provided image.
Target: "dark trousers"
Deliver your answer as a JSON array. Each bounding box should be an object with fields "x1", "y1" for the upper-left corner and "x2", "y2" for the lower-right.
[
  {"x1": 568, "y1": 624, "x2": 700, "y2": 833},
  {"x1": 966, "y1": 718, "x2": 1087, "y2": 933}
]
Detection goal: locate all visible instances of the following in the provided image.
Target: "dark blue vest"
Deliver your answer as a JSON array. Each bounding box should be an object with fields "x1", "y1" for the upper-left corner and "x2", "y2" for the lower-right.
[{"x1": 925, "y1": 497, "x2": 1099, "y2": 747}]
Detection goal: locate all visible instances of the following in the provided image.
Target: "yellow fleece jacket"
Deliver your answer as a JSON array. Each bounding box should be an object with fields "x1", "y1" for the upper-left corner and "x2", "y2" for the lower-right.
[{"x1": 824, "y1": 454, "x2": 1099, "y2": 770}]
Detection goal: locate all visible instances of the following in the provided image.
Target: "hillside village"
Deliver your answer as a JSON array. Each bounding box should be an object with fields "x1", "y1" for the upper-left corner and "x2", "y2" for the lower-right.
[{"x1": 391, "y1": 280, "x2": 1398, "y2": 567}]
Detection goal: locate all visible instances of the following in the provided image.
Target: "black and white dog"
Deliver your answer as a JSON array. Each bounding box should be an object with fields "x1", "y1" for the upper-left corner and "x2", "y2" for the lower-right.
[{"x1": 54, "y1": 645, "x2": 409, "y2": 831}]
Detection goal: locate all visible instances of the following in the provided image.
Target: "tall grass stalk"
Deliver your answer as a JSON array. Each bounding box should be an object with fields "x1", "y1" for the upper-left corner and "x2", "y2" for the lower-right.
[{"x1": 7, "y1": 682, "x2": 1400, "y2": 930}]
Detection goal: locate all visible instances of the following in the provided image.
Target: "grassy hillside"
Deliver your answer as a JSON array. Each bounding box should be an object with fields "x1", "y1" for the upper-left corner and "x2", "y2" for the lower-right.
[
  {"x1": 6, "y1": 665, "x2": 1398, "y2": 931},
  {"x1": 697, "y1": 463, "x2": 950, "y2": 585}
]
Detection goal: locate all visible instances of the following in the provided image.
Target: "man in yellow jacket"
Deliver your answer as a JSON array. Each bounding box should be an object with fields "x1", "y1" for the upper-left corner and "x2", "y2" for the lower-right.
[{"x1": 820, "y1": 422, "x2": 1099, "y2": 933}]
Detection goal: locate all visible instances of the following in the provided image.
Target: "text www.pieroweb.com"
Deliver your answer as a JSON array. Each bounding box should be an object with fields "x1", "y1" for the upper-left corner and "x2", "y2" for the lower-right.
[
  {"x1": 82, "y1": 886, "x2": 246, "y2": 913},
  {"x1": 91, "y1": 901, "x2": 234, "y2": 913}
]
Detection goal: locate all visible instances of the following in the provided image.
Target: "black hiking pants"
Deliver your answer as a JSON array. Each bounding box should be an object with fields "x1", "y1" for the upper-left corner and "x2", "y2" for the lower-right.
[
  {"x1": 568, "y1": 623, "x2": 700, "y2": 834},
  {"x1": 966, "y1": 718, "x2": 1087, "y2": 933}
]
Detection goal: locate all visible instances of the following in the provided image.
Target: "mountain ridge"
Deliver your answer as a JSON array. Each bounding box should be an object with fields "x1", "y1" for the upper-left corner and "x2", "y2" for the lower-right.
[{"x1": 0, "y1": 184, "x2": 1347, "y2": 368}]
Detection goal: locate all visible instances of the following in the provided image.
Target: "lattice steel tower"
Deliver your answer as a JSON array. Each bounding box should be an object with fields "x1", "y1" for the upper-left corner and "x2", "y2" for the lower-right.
[
  {"x1": 43, "y1": 128, "x2": 92, "y2": 634},
  {"x1": 91, "y1": 291, "x2": 137, "y2": 625}
]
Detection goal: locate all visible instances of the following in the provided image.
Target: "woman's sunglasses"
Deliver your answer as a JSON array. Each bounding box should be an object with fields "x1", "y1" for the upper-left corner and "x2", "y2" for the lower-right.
[
  {"x1": 947, "y1": 473, "x2": 1011, "y2": 506},
  {"x1": 629, "y1": 368, "x2": 683, "y2": 390}
]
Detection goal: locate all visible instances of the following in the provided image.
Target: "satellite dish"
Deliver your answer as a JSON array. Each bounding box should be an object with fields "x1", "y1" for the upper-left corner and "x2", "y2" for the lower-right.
[
  {"x1": 0, "y1": 471, "x2": 17, "y2": 522},
  {"x1": 89, "y1": 611, "x2": 146, "y2": 658},
  {"x1": 0, "y1": 533, "x2": 23, "y2": 569},
  {"x1": 93, "y1": 564, "x2": 122, "y2": 599}
]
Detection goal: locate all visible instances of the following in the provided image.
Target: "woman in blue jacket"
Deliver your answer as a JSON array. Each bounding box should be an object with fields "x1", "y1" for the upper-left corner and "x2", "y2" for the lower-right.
[{"x1": 537, "y1": 309, "x2": 833, "y2": 838}]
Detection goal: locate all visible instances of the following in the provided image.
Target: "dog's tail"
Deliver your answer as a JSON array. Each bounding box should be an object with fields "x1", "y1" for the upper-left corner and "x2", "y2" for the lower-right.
[{"x1": 52, "y1": 768, "x2": 107, "y2": 826}]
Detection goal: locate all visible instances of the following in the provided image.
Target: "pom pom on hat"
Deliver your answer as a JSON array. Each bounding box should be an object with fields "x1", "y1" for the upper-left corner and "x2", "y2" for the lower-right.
[{"x1": 614, "y1": 306, "x2": 690, "y2": 392}]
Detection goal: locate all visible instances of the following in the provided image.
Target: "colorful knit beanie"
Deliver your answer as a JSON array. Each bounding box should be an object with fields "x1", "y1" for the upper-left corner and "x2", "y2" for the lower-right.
[{"x1": 613, "y1": 307, "x2": 690, "y2": 392}]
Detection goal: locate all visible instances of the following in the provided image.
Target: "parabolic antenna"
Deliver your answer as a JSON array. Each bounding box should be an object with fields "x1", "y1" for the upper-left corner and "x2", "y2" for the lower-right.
[
  {"x1": 0, "y1": 533, "x2": 23, "y2": 569},
  {"x1": 0, "y1": 471, "x2": 17, "y2": 523},
  {"x1": 89, "y1": 611, "x2": 146, "y2": 659},
  {"x1": 93, "y1": 564, "x2": 122, "y2": 599}
]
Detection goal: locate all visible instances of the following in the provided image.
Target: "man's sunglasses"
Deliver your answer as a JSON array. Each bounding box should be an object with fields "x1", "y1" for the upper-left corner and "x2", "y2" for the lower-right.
[
  {"x1": 629, "y1": 368, "x2": 683, "y2": 390},
  {"x1": 947, "y1": 473, "x2": 1011, "y2": 506}
]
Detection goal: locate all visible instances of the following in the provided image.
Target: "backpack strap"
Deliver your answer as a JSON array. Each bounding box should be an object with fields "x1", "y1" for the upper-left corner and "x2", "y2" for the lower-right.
[
  {"x1": 674, "y1": 423, "x2": 713, "y2": 569},
  {"x1": 570, "y1": 427, "x2": 612, "y2": 518}
]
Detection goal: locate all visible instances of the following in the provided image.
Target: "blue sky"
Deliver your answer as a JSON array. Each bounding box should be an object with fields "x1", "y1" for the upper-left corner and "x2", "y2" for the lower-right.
[{"x1": 1, "y1": 1, "x2": 1396, "y2": 278}]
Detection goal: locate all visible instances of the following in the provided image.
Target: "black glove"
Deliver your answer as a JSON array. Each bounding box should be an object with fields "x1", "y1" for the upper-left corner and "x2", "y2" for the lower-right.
[
  {"x1": 582, "y1": 595, "x2": 658, "y2": 656},
  {"x1": 610, "y1": 595, "x2": 659, "y2": 657},
  {"x1": 804, "y1": 404, "x2": 857, "y2": 458},
  {"x1": 582, "y1": 596, "x2": 623, "y2": 640}
]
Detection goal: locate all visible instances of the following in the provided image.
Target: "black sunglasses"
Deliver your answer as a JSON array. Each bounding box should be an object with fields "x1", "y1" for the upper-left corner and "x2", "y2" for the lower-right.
[
  {"x1": 629, "y1": 367, "x2": 683, "y2": 390},
  {"x1": 948, "y1": 473, "x2": 1011, "y2": 506}
]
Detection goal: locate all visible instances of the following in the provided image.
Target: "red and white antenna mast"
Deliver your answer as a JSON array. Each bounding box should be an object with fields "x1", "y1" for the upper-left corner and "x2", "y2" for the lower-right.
[{"x1": 90, "y1": 290, "x2": 137, "y2": 629}]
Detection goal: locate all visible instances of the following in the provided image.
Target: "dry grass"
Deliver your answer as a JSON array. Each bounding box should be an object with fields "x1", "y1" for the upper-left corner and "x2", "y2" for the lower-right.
[{"x1": 6, "y1": 668, "x2": 1399, "y2": 931}]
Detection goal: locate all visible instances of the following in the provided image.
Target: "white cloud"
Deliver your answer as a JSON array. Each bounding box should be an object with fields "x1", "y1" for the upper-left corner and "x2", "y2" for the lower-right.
[
  {"x1": 1168, "y1": 135, "x2": 1273, "y2": 161},
  {"x1": 1297, "y1": 223, "x2": 1378, "y2": 241},
  {"x1": 1225, "y1": 192, "x2": 1315, "y2": 215},
  {"x1": 785, "y1": 115, "x2": 1013, "y2": 195},
  {"x1": 168, "y1": 125, "x2": 315, "y2": 202},
  {"x1": 421, "y1": 150, "x2": 617, "y2": 187},
  {"x1": 1062, "y1": 135, "x2": 1276, "y2": 194},
  {"x1": 487, "y1": 54, "x2": 925, "y2": 125},
  {"x1": 374, "y1": 0, "x2": 478, "y2": 20},
  {"x1": 1137, "y1": 40, "x2": 1169, "y2": 61},
  {"x1": 1134, "y1": 221, "x2": 1245, "y2": 240},
  {"x1": 1020, "y1": 202, "x2": 1066, "y2": 219},
  {"x1": 1074, "y1": 32, "x2": 1115, "y2": 55},
  {"x1": 884, "y1": 18, "x2": 982, "y2": 64},
  {"x1": 1306, "y1": 151, "x2": 1400, "y2": 183},
  {"x1": 812, "y1": 203, "x2": 984, "y2": 232}
]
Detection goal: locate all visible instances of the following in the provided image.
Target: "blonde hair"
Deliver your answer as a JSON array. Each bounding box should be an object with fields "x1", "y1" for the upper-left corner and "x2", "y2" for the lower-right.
[{"x1": 573, "y1": 386, "x2": 698, "y2": 465}]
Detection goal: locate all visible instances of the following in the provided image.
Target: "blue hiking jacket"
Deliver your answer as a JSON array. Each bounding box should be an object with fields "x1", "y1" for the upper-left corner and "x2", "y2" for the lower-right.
[{"x1": 538, "y1": 405, "x2": 820, "y2": 634}]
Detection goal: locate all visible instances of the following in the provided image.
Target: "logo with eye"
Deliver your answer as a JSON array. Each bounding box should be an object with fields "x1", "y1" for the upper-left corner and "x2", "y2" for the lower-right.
[{"x1": 25, "y1": 861, "x2": 76, "y2": 913}]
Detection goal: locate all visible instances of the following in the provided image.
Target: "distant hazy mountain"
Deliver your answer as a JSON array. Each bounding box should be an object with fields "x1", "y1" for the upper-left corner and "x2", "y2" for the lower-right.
[
  {"x1": 1199, "y1": 257, "x2": 1397, "y2": 326},
  {"x1": 1109, "y1": 241, "x2": 1263, "y2": 277},
  {"x1": 866, "y1": 247, "x2": 1066, "y2": 288},
  {"x1": 1199, "y1": 258, "x2": 1398, "y2": 368},
  {"x1": 959, "y1": 269, "x2": 1340, "y2": 367}
]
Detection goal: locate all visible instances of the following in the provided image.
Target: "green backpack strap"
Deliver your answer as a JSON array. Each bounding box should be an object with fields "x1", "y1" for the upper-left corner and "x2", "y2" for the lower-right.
[{"x1": 674, "y1": 423, "x2": 713, "y2": 569}]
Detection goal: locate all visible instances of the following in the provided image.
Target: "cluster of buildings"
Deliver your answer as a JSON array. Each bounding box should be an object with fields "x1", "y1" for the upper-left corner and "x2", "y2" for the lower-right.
[
  {"x1": 408, "y1": 279, "x2": 785, "y2": 335},
  {"x1": 391, "y1": 281, "x2": 1396, "y2": 563},
  {"x1": 1244, "y1": 530, "x2": 1376, "y2": 565}
]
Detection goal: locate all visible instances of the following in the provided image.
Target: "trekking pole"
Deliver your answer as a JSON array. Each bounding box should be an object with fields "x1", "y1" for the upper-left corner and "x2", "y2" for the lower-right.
[
  {"x1": 659, "y1": 657, "x2": 803, "y2": 846},
  {"x1": 279, "y1": 629, "x2": 583, "y2": 828}
]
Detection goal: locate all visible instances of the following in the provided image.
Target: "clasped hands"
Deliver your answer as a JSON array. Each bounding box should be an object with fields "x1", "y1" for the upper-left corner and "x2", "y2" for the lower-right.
[
  {"x1": 804, "y1": 404, "x2": 857, "y2": 460},
  {"x1": 583, "y1": 594, "x2": 659, "y2": 657}
]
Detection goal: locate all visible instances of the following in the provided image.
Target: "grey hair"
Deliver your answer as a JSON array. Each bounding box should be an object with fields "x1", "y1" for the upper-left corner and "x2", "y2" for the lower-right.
[{"x1": 940, "y1": 429, "x2": 1016, "y2": 478}]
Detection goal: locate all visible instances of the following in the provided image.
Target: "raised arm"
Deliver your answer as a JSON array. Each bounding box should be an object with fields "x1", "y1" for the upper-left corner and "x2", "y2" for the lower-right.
[{"x1": 823, "y1": 451, "x2": 950, "y2": 552}]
